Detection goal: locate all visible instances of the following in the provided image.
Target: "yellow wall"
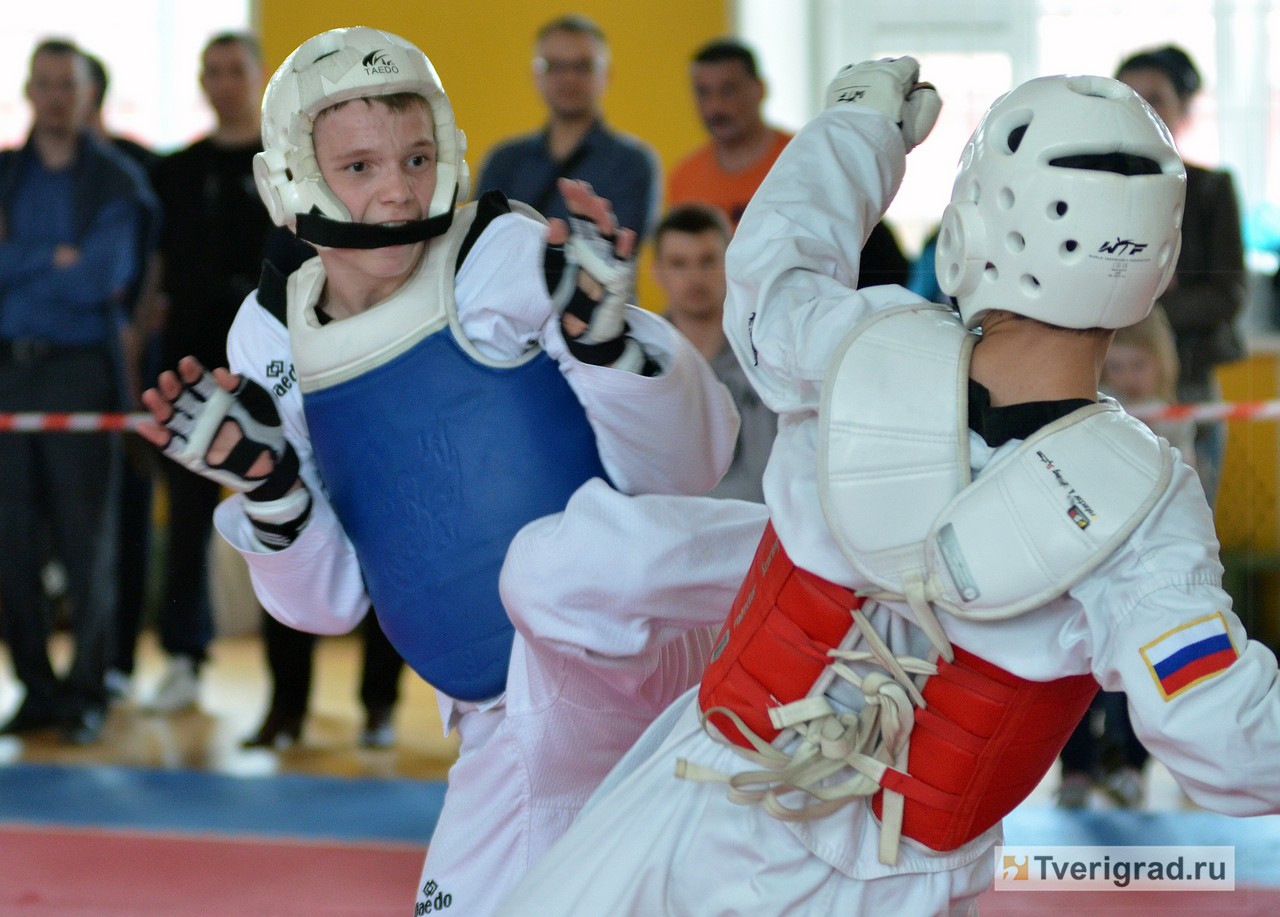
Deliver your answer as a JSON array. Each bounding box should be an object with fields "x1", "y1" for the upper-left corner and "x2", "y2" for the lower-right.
[
  {"x1": 1215, "y1": 352, "x2": 1280, "y2": 647},
  {"x1": 1217, "y1": 353, "x2": 1280, "y2": 553},
  {"x1": 259, "y1": 1, "x2": 733, "y2": 307}
]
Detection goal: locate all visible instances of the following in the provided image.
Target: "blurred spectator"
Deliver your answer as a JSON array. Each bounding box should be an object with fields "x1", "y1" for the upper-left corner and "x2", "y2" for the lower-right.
[
  {"x1": 477, "y1": 14, "x2": 661, "y2": 238},
  {"x1": 1102, "y1": 306, "x2": 1197, "y2": 459},
  {"x1": 651, "y1": 204, "x2": 775, "y2": 502},
  {"x1": 81, "y1": 52, "x2": 160, "y2": 174},
  {"x1": 81, "y1": 50, "x2": 163, "y2": 705},
  {"x1": 1116, "y1": 45, "x2": 1246, "y2": 509},
  {"x1": 128, "y1": 31, "x2": 269, "y2": 713},
  {"x1": 666, "y1": 38, "x2": 789, "y2": 227},
  {"x1": 0, "y1": 38, "x2": 156, "y2": 744},
  {"x1": 906, "y1": 226, "x2": 950, "y2": 304},
  {"x1": 667, "y1": 37, "x2": 908, "y2": 285},
  {"x1": 1058, "y1": 306, "x2": 1190, "y2": 810}
]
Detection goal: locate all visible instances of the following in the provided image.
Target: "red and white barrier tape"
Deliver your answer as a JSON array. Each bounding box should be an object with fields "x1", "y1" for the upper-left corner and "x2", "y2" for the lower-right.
[
  {"x1": 1130, "y1": 401, "x2": 1280, "y2": 424},
  {"x1": 0, "y1": 400, "x2": 1278, "y2": 432},
  {"x1": 0, "y1": 412, "x2": 148, "y2": 432}
]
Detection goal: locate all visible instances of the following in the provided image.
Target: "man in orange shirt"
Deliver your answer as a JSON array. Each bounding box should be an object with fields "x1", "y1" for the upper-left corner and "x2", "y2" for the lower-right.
[
  {"x1": 668, "y1": 39, "x2": 909, "y2": 287},
  {"x1": 666, "y1": 39, "x2": 789, "y2": 228}
]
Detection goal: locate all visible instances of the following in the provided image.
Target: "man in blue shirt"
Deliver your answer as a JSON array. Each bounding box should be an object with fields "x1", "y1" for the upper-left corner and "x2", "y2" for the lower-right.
[
  {"x1": 476, "y1": 15, "x2": 661, "y2": 240},
  {"x1": 0, "y1": 38, "x2": 156, "y2": 744}
]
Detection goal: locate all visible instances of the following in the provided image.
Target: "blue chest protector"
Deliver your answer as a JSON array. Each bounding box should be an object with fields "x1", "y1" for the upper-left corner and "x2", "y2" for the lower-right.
[{"x1": 290, "y1": 195, "x2": 608, "y2": 700}]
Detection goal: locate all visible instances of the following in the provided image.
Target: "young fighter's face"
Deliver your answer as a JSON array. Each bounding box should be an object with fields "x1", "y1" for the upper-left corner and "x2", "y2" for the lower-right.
[{"x1": 313, "y1": 97, "x2": 438, "y2": 291}]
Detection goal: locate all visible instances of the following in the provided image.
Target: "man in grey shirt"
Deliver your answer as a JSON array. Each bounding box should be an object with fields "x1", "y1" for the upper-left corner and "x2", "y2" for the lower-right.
[{"x1": 652, "y1": 203, "x2": 775, "y2": 502}]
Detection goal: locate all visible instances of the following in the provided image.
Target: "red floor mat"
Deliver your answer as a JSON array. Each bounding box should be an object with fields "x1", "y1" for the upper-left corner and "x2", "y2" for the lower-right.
[
  {"x1": 7, "y1": 821, "x2": 1279, "y2": 915},
  {"x1": 977, "y1": 885, "x2": 1280, "y2": 915},
  {"x1": 0, "y1": 823, "x2": 424, "y2": 916}
]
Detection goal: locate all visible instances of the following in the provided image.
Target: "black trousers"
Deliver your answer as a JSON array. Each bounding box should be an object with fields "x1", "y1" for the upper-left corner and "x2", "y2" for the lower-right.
[
  {"x1": 0, "y1": 347, "x2": 120, "y2": 715},
  {"x1": 113, "y1": 459, "x2": 217, "y2": 671},
  {"x1": 261, "y1": 610, "x2": 404, "y2": 718},
  {"x1": 112, "y1": 435, "x2": 155, "y2": 674},
  {"x1": 1060, "y1": 690, "x2": 1150, "y2": 776},
  {"x1": 156, "y1": 461, "x2": 218, "y2": 662}
]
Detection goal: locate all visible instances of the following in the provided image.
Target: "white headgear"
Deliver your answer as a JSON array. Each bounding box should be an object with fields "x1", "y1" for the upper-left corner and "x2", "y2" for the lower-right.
[
  {"x1": 935, "y1": 75, "x2": 1185, "y2": 330},
  {"x1": 253, "y1": 26, "x2": 470, "y2": 248}
]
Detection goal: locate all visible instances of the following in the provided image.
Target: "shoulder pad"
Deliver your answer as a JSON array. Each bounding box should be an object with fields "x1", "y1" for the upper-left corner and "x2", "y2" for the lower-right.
[{"x1": 928, "y1": 403, "x2": 1173, "y2": 620}]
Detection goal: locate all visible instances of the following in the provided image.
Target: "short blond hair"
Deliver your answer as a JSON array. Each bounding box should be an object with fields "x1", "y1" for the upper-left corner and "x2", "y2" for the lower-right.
[{"x1": 1106, "y1": 305, "x2": 1180, "y2": 403}]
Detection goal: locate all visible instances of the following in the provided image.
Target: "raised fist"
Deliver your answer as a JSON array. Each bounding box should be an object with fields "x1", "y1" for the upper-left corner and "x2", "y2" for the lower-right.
[{"x1": 825, "y1": 57, "x2": 941, "y2": 151}]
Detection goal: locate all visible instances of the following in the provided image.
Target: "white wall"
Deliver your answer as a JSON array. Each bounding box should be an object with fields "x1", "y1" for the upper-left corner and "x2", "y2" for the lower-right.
[
  {"x1": 738, "y1": 0, "x2": 1278, "y2": 257},
  {"x1": 0, "y1": 0, "x2": 252, "y2": 153}
]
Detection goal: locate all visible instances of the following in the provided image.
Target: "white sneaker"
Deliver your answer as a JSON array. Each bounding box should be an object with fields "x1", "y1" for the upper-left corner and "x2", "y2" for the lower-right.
[{"x1": 144, "y1": 656, "x2": 200, "y2": 713}]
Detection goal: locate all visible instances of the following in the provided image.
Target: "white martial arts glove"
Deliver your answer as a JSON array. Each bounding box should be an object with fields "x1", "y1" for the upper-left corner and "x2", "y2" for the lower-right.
[
  {"x1": 159, "y1": 368, "x2": 311, "y2": 549},
  {"x1": 545, "y1": 206, "x2": 649, "y2": 374},
  {"x1": 825, "y1": 57, "x2": 941, "y2": 152}
]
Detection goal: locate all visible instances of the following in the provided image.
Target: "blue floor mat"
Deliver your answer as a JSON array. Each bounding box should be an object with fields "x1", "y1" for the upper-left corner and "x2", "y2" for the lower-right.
[
  {"x1": 0, "y1": 762, "x2": 445, "y2": 845},
  {"x1": 6, "y1": 763, "x2": 1279, "y2": 888}
]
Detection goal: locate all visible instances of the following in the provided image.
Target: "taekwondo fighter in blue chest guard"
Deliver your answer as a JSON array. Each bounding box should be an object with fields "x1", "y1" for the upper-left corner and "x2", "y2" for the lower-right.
[{"x1": 137, "y1": 26, "x2": 743, "y2": 915}]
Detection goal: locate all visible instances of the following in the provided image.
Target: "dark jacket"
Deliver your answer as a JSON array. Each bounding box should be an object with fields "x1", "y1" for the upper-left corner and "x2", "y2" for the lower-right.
[
  {"x1": 0, "y1": 132, "x2": 157, "y2": 249},
  {"x1": 1158, "y1": 164, "x2": 1247, "y2": 399}
]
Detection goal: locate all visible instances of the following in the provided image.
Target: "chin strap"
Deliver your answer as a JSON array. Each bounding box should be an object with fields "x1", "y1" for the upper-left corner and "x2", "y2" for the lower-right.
[{"x1": 294, "y1": 207, "x2": 455, "y2": 250}]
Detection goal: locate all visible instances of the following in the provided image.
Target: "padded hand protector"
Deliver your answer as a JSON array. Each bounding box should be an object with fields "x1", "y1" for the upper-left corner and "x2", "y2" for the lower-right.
[
  {"x1": 161, "y1": 370, "x2": 300, "y2": 501},
  {"x1": 546, "y1": 213, "x2": 636, "y2": 348},
  {"x1": 825, "y1": 57, "x2": 941, "y2": 151}
]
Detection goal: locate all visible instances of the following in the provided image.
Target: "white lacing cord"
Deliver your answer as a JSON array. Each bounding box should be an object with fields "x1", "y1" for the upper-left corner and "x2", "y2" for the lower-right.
[
  {"x1": 859, "y1": 572, "x2": 956, "y2": 667},
  {"x1": 676, "y1": 595, "x2": 952, "y2": 865}
]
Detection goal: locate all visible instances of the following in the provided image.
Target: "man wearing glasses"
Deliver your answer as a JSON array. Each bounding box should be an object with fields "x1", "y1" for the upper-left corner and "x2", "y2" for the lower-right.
[{"x1": 476, "y1": 15, "x2": 661, "y2": 239}]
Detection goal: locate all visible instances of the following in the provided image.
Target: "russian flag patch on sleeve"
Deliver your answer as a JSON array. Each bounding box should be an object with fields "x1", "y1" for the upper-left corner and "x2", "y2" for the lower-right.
[{"x1": 1140, "y1": 611, "x2": 1239, "y2": 701}]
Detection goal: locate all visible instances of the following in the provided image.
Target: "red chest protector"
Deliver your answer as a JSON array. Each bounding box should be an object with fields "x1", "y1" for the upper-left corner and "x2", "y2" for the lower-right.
[{"x1": 699, "y1": 523, "x2": 1098, "y2": 852}]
